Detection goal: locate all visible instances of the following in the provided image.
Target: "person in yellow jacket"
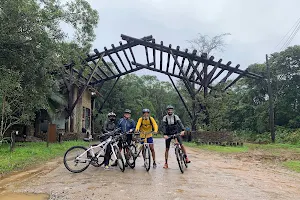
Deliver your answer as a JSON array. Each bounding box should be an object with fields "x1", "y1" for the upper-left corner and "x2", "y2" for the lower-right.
[{"x1": 135, "y1": 108, "x2": 158, "y2": 168}]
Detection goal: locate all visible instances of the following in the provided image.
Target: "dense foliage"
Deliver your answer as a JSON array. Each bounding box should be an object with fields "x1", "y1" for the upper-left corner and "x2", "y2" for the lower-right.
[
  {"x1": 0, "y1": 0, "x2": 98, "y2": 139},
  {"x1": 94, "y1": 46, "x2": 300, "y2": 143}
]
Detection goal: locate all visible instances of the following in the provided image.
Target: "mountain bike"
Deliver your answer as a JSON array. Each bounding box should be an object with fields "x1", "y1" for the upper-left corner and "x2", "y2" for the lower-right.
[
  {"x1": 167, "y1": 133, "x2": 188, "y2": 173},
  {"x1": 128, "y1": 132, "x2": 152, "y2": 171},
  {"x1": 63, "y1": 128, "x2": 125, "y2": 173}
]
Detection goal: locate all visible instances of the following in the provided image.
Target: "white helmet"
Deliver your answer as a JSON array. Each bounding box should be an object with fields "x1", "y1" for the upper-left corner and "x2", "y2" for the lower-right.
[{"x1": 108, "y1": 112, "x2": 116, "y2": 117}]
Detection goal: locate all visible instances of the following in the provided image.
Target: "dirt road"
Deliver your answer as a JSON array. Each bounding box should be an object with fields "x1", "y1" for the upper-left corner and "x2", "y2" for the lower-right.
[{"x1": 1, "y1": 138, "x2": 300, "y2": 200}]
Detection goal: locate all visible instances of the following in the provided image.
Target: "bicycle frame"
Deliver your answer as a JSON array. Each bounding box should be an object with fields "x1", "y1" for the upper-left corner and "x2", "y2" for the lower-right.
[
  {"x1": 134, "y1": 132, "x2": 153, "y2": 159},
  {"x1": 75, "y1": 137, "x2": 112, "y2": 163}
]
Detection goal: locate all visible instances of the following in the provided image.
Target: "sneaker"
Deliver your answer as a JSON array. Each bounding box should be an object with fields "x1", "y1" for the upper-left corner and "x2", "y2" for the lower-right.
[
  {"x1": 104, "y1": 165, "x2": 110, "y2": 170},
  {"x1": 185, "y1": 157, "x2": 191, "y2": 163},
  {"x1": 163, "y1": 163, "x2": 168, "y2": 169},
  {"x1": 111, "y1": 161, "x2": 117, "y2": 166},
  {"x1": 153, "y1": 162, "x2": 157, "y2": 169}
]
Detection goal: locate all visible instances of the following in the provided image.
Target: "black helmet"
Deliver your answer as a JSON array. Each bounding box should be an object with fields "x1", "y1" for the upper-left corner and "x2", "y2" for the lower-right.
[
  {"x1": 166, "y1": 105, "x2": 174, "y2": 110},
  {"x1": 142, "y1": 108, "x2": 150, "y2": 113},
  {"x1": 108, "y1": 112, "x2": 116, "y2": 117},
  {"x1": 124, "y1": 109, "x2": 131, "y2": 114}
]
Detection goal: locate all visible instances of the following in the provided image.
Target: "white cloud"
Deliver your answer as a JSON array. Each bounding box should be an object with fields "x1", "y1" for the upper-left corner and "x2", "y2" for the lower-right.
[{"x1": 85, "y1": 0, "x2": 300, "y2": 81}]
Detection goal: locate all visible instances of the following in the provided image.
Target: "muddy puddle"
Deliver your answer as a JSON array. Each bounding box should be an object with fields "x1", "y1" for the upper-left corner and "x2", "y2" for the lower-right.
[{"x1": 0, "y1": 192, "x2": 49, "y2": 200}]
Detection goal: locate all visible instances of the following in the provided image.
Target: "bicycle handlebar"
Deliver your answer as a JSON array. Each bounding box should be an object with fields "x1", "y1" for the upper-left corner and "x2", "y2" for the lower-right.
[{"x1": 165, "y1": 133, "x2": 181, "y2": 139}]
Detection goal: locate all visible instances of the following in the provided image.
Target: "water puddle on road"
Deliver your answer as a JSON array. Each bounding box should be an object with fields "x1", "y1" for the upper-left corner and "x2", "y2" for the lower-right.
[{"x1": 0, "y1": 192, "x2": 49, "y2": 200}]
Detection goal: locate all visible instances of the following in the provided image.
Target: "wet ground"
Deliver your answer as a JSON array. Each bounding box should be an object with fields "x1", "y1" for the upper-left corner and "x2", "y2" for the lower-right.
[{"x1": 1, "y1": 138, "x2": 300, "y2": 200}]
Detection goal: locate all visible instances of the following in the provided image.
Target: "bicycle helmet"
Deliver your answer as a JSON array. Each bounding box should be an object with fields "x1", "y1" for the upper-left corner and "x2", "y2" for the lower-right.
[
  {"x1": 107, "y1": 112, "x2": 116, "y2": 117},
  {"x1": 142, "y1": 108, "x2": 150, "y2": 113},
  {"x1": 124, "y1": 109, "x2": 131, "y2": 114},
  {"x1": 166, "y1": 105, "x2": 174, "y2": 110}
]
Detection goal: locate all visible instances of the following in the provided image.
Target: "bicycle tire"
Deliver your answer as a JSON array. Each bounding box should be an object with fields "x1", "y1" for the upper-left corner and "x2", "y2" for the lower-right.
[
  {"x1": 130, "y1": 144, "x2": 137, "y2": 156},
  {"x1": 124, "y1": 145, "x2": 135, "y2": 169},
  {"x1": 175, "y1": 147, "x2": 184, "y2": 173},
  {"x1": 114, "y1": 146, "x2": 125, "y2": 172},
  {"x1": 144, "y1": 146, "x2": 151, "y2": 172},
  {"x1": 63, "y1": 146, "x2": 90, "y2": 173}
]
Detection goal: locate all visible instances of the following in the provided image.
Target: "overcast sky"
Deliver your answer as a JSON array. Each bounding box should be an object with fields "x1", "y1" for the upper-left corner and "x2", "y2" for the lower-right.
[{"x1": 80, "y1": 0, "x2": 300, "y2": 81}]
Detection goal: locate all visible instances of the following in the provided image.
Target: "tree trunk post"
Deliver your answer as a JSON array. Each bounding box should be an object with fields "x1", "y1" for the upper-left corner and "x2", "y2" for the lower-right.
[{"x1": 266, "y1": 54, "x2": 275, "y2": 143}]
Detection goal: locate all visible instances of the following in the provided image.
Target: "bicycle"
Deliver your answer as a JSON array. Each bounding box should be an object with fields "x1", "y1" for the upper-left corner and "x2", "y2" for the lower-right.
[
  {"x1": 119, "y1": 132, "x2": 136, "y2": 169},
  {"x1": 166, "y1": 133, "x2": 188, "y2": 173},
  {"x1": 63, "y1": 128, "x2": 125, "y2": 173},
  {"x1": 128, "y1": 132, "x2": 153, "y2": 171}
]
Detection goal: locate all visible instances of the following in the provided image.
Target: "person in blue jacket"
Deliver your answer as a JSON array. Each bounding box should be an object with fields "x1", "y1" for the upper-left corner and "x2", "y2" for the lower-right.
[{"x1": 118, "y1": 109, "x2": 136, "y2": 145}]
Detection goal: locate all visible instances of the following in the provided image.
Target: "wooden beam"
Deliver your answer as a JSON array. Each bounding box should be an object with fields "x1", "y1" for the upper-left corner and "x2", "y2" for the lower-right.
[
  {"x1": 206, "y1": 59, "x2": 222, "y2": 86},
  {"x1": 168, "y1": 75, "x2": 193, "y2": 119},
  {"x1": 178, "y1": 49, "x2": 188, "y2": 76},
  {"x1": 152, "y1": 39, "x2": 156, "y2": 68},
  {"x1": 210, "y1": 61, "x2": 231, "y2": 84},
  {"x1": 90, "y1": 59, "x2": 108, "y2": 78},
  {"x1": 120, "y1": 34, "x2": 262, "y2": 79},
  {"x1": 101, "y1": 58, "x2": 116, "y2": 76},
  {"x1": 223, "y1": 73, "x2": 244, "y2": 91},
  {"x1": 185, "y1": 50, "x2": 197, "y2": 76},
  {"x1": 119, "y1": 41, "x2": 133, "y2": 70},
  {"x1": 67, "y1": 55, "x2": 103, "y2": 117},
  {"x1": 219, "y1": 64, "x2": 240, "y2": 83},
  {"x1": 187, "y1": 59, "x2": 205, "y2": 87},
  {"x1": 166, "y1": 44, "x2": 171, "y2": 72},
  {"x1": 104, "y1": 46, "x2": 122, "y2": 74},
  {"x1": 145, "y1": 46, "x2": 150, "y2": 67},
  {"x1": 160, "y1": 41, "x2": 163, "y2": 70},
  {"x1": 172, "y1": 46, "x2": 180, "y2": 75},
  {"x1": 90, "y1": 65, "x2": 145, "y2": 85},
  {"x1": 170, "y1": 50, "x2": 195, "y2": 96},
  {"x1": 98, "y1": 77, "x2": 120, "y2": 113},
  {"x1": 111, "y1": 44, "x2": 127, "y2": 72}
]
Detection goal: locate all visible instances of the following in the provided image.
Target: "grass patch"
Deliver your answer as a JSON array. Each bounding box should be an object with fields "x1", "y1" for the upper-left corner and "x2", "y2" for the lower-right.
[
  {"x1": 0, "y1": 141, "x2": 86, "y2": 174},
  {"x1": 184, "y1": 142, "x2": 248, "y2": 153},
  {"x1": 283, "y1": 161, "x2": 300, "y2": 172},
  {"x1": 247, "y1": 143, "x2": 300, "y2": 151}
]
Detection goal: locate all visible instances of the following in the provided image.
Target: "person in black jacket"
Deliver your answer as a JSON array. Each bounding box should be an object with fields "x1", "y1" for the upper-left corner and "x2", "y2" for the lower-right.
[
  {"x1": 102, "y1": 112, "x2": 117, "y2": 170},
  {"x1": 161, "y1": 105, "x2": 191, "y2": 169},
  {"x1": 103, "y1": 112, "x2": 117, "y2": 133}
]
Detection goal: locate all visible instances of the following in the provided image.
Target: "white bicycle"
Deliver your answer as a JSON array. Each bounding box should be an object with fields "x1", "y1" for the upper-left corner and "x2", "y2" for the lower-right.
[{"x1": 63, "y1": 128, "x2": 125, "y2": 173}]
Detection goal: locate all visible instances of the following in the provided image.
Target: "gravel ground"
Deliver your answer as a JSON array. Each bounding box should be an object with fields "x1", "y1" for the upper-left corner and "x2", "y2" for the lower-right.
[{"x1": 1, "y1": 138, "x2": 300, "y2": 200}]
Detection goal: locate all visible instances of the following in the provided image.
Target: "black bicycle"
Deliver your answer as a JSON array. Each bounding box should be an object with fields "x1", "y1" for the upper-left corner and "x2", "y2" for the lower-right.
[
  {"x1": 167, "y1": 133, "x2": 188, "y2": 173},
  {"x1": 119, "y1": 132, "x2": 136, "y2": 169},
  {"x1": 126, "y1": 132, "x2": 152, "y2": 171}
]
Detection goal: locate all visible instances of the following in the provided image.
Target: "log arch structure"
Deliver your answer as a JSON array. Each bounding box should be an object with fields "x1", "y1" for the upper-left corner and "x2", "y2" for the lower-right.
[{"x1": 63, "y1": 34, "x2": 263, "y2": 131}]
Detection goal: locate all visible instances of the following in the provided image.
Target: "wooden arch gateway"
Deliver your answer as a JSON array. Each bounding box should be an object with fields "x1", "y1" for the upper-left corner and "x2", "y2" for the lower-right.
[{"x1": 63, "y1": 34, "x2": 263, "y2": 131}]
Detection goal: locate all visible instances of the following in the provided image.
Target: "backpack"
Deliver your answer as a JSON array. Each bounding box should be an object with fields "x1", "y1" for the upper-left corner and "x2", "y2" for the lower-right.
[{"x1": 141, "y1": 117, "x2": 155, "y2": 131}]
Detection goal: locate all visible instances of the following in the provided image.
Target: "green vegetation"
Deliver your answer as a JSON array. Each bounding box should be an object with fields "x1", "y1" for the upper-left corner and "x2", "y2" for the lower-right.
[
  {"x1": 0, "y1": 141, "x2": 86, "y2": 174},
  {"x1": 184, "y1": 142, "x2": 248, "y2": 153},
  {"x1": 0, "y1": 0, "x2": 99, "y2": 140},
  {"x1": 283, "y1": 161, "x2": 300, "y2": 173}
]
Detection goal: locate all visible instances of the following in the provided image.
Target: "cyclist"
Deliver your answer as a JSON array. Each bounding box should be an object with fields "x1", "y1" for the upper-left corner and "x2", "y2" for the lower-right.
[
  {"x1": 102, "y1": 112, "x2": 117, "y2": 170},
  {"x1": 118, "y1": 109, "x2": 136, "y2": 144},
  {"x1": 135, "y1": 108, "x2": 158, "y2": 168},
  {"x1": 162, "y1": 105, "x2": 191, "y2": 169}
]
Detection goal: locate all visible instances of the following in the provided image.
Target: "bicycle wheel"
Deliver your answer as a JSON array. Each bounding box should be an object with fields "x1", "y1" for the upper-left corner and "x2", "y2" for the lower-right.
[
  {"x1": 130, "y1": 144, "x2": 137, "y2": 156},
  {"x1": 124, "y1": 145, "x2": 135, "y2": 169},
  {"x1": 143, "y1": 146, "x2": 151, "y2": 172},
  {"x1": 175, "y1": 147, "x2": 184, "y2": 173},
  {"x1": 114, "y1": 146, "x2": 125, "y2": 172},
  {"x1": 64, "y1": 146, "x2": 90, "y2": 173}
]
